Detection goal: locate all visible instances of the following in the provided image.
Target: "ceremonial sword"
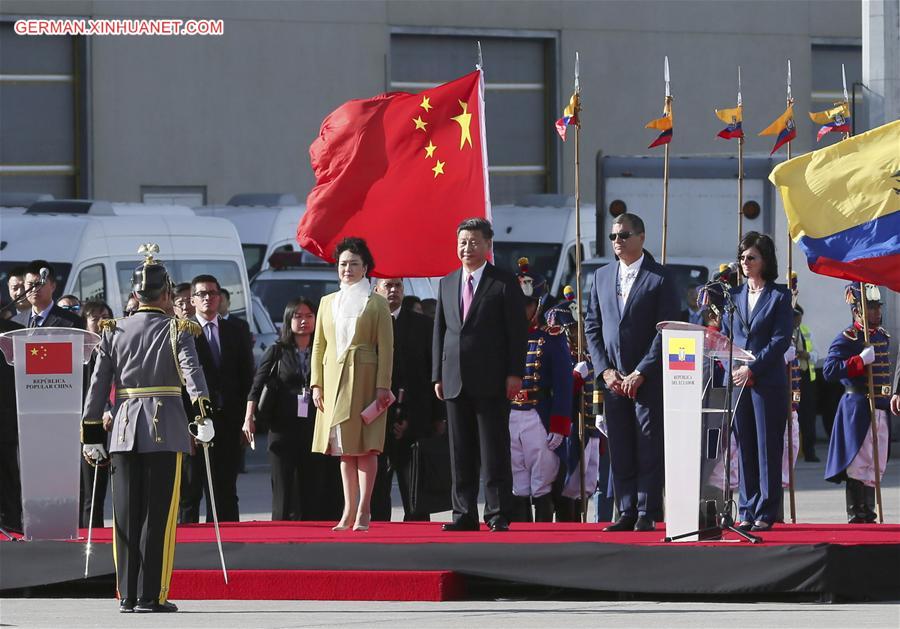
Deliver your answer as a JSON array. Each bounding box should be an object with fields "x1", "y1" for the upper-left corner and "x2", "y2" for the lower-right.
[
  {"x1": 200, "y1": 431, "x2": 228, "y2": 584},
  {"x1": 83, "y1": 457, "x2": 101, "y2": 578}
]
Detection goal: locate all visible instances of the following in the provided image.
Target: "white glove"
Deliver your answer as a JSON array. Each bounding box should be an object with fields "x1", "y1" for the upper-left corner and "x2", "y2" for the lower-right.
[
  {"x1": 83, "y1": 444, "x2": 108, "y2": 463},
  {"x1": 546, "y1": 432, "x2": 564, "y2": 450},
  {"x1": 573, "y1": 361, "x2": 589, "y2": 380},
  {"x1": 190, "y1": 420, "x2": 216, "y2": 443},
  {"x1": 784, "y1": 346, "x2": 796, "y2": 364},
  {"x1": 859, "y1": 345, "x2": 875, "y2": 365},
  {"x1": 594, "y1": 415, "x2": 608, "y2": 437}
]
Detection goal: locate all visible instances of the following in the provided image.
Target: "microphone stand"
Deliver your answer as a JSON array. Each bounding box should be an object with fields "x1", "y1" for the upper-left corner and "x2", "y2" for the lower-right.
[
  {"x1": 0, "y1": 276, "x2": 47, "y2": 319},
  {"x1": 665, "y1": 282, "x2": 760, "y2": 543}
]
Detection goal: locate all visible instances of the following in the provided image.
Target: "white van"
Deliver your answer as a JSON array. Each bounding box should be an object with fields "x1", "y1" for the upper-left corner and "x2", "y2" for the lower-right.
[
  {"x1": 192, "y1": 194, "x2": 304, "y2": 278},
  {"x1": 0, "y1": 208, "x2": 253, "y2": 323}
]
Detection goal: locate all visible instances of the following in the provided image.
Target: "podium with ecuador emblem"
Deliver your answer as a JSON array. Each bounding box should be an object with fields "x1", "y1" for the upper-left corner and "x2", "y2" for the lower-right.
[{"x1": 0, "y1": 327, "x2": 100, "y2": 540}]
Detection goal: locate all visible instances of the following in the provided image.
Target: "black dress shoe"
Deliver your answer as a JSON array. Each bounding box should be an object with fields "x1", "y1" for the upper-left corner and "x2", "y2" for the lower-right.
[
  {"x1": 119, "y1": 599, "x2": 135, "y2": 613},
  {"x1": 488, "y1": 517, "x2": 510, "y2": 532},
  {"x1": 736, "y1": 520, "x2": 754, "y2": 531},
  {"x1": 134, "y1": 600, "x2": 178, "y2": 613},
  {"x1": 602, "y1": 516, "x2": 637, "y2": 532},
  {"x1": 751, "y1": 520, "x2": 772, "y2": 532},
  {"x1": 441, "y1": 519, "x2": 479, "y2": 532},
  {"x1": 633, "y1": 516, "x2": 656, "y2": 532}
]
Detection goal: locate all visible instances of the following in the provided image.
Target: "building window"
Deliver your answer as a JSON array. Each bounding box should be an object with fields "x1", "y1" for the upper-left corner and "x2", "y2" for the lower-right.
[{"x1": 390, "y1": 32, "x2": 557, "y2": 205}]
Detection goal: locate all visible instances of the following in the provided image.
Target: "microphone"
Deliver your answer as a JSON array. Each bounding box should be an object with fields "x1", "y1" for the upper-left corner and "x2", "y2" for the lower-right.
[{"x1": 39, "y1": 267, "x2": 49, "y2": 284}]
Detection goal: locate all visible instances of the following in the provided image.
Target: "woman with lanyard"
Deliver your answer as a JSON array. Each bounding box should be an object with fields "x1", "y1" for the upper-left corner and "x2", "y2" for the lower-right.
[
  {"x1": 724, "y1": 232, "x2": 793, "y2": 531},
  {"x1": 243, "y1": 298, "x2": 342, "y2": 521}
]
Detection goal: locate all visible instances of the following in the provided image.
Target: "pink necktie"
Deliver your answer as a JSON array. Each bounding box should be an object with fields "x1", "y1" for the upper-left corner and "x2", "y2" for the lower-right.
[{"x1": 462, "y1": 274, "x2": 474, "y2": 320}]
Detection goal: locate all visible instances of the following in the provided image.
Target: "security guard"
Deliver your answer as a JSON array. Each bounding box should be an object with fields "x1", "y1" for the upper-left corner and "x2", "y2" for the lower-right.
[
  {"x1": 508, "y1": 259, "x2": 573, "y2": 522},
  {"x1": 822, "y1": 283, "x2": 892, "y2": 523},
  {"x1": 81, "y1": 244, "x2": 214, "y2": 613}
]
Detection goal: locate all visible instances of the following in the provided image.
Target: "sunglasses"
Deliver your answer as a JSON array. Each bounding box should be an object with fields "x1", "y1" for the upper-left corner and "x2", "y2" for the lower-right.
[
  {"x1": 60, "y1": 304, "x2": 81, "y2": 312},
  {"x1": 740, "y1": 254, "x2": 757, "y2": 262},
  {"x1": 608, "y1": 231, "x2": 635, "y2": 241}
]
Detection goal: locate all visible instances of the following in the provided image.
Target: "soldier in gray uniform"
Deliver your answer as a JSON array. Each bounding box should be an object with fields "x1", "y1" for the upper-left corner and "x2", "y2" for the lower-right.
[{"x1": 81, "y1": 245, "x2": 214, "y2": 614}]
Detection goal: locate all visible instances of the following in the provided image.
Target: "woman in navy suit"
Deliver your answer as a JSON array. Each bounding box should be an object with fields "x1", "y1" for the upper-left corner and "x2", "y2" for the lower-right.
[{"x1": 725, "y1": 232, "x2": 793, "y2": 531}]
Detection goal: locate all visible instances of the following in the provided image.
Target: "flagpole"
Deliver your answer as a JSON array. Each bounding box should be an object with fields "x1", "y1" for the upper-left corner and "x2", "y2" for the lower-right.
[
  {"x1": 841, "y1": 61, "x2": 882, "y2": 522},
  {"x1": 571, "y1": 53, "x2": 588, "y2": 524},
  {"x1": 784, "y1": 60, "x2": 797, "y2": 524},
  {"x1": 736, "y1": 67, "x2": 744, "y2": 250},
  {"x1": 661, "y1": 57, "x2": 671, "y2": 264}
]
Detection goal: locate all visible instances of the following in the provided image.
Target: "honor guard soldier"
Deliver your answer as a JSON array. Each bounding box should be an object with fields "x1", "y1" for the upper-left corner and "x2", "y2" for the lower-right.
[
  {"x1": 81, "y1": 244, "x2": 214, "y2": 613},
  {"x1": 545, "y1": 286, "x2": 607, "y2": 522},
  {"x1": 822, "y1": 284, "x2": 891, "y2": 523},
  {"x1": 508, "y1": 259, "x2": 573, "y2": 522}
]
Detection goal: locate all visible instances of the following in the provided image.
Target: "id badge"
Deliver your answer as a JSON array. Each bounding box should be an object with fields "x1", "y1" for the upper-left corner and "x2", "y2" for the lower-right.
[{"x1": 298, "y1": 388, "x2": 310, "y2": 418}]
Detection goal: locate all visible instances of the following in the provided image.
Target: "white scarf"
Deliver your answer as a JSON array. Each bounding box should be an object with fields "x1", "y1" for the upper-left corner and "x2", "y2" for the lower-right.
[{"x1": 332, "y1": 278, "x2": 370, "y2": 359}]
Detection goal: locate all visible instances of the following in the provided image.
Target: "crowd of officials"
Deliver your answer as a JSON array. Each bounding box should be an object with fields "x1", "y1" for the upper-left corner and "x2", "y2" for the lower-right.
[{"x1": 1, "y1": 212, "x2": 898, "y2": 545}]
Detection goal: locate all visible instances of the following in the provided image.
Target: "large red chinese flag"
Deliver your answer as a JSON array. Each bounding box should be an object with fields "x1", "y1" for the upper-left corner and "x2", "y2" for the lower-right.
[
  {"x1": 24, "y1": 342, "x2": 72, "y2": 375},
  {"x1": 297, "y1": 70, "x2": 490, "y2": 277}
]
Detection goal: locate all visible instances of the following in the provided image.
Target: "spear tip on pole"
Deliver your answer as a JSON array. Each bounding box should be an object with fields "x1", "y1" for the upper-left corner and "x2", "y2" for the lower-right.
[{"x1": 476, "y1": 40, "x2": 483, "y2": 70}]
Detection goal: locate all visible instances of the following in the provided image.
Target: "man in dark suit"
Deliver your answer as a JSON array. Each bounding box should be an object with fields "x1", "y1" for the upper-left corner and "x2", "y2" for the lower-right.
[
  {"x1": 178, "y1": 274, "x2": 253, "y2": 523},
  {"x1": 433, "y1": 217, "x2": 528, "y2": 532},
  {"x1": 0, "y1": 318, "x2": 24, "y2": 533},
  {"x1": 13, "y1": 260, "x2": 84, "y2": 329},
  {"x1": 371, "y1": 278, "x2": 439, "y2": 521},
  {"x1": 585, "y1": 213, "x2": 681, "y2": 532}
]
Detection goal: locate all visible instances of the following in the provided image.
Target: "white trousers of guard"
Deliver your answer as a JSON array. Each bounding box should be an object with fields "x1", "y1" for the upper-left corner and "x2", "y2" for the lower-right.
[
  {"x1": 509, "y1": 408, "x2": 559, "y2": 498},
  {"x1": 782, "y1": 411, "x2": 800, "y2": 488},
  {"x1": 847, "y1": 409, "x2": 888, "y2": 487},
  {"x1": 562, "y1": 435, "x2": 600, "y2": 499}
]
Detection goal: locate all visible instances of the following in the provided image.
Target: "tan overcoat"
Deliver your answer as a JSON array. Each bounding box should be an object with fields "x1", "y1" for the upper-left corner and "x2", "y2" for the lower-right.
[{"x1": 310, "y1": 291, "x2": 393, "y2": 455}]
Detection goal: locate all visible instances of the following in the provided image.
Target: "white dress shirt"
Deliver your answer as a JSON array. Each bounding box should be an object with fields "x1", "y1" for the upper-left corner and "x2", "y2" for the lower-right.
[
  {"x1": 616, "y1": 254, "x2": 644, "y2": 314},
  {"x1": 195, "y1": 310, "x2": 221, "y2": 348}
]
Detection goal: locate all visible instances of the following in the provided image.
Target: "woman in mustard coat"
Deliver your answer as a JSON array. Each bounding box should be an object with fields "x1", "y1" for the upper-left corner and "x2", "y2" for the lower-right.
[{"x1": 311, "y1": 237, "x2": 393, "y2": 531}]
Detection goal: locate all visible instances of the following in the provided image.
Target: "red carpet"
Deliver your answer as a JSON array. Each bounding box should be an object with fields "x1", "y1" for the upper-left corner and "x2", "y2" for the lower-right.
[
  {"x1": 78, "y1": 520, "x2": 900, "y2": 547},
  {"x1": 170, "y1": 569, "x2": 466, "y2": 601}
]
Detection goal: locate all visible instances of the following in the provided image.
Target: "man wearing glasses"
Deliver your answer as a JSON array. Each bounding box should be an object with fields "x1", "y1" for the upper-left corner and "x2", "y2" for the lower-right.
[
  {"x1": 178, "y1": 275, "x2": 253, "y2": 523},
  {"x1": 584, "y1": 213, "x2": 680, "y2": 532},
  {"x1": 12, "y1": 260, "x2": 83, "y2": 330}
]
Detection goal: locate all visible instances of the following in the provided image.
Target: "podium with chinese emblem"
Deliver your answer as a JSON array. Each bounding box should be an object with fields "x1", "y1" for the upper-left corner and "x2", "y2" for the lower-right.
[
  {"x1": 0, "y1": 327, "x2": 100, "y2": 540},
  {"x1": 657, "y1": 322, "x2": 754, "y2": 542}
]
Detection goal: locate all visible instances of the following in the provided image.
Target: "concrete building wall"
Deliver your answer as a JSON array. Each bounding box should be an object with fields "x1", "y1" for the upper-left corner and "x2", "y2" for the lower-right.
[{"x1": 1, "y1": 0, "x2": 863, "y2": 204}]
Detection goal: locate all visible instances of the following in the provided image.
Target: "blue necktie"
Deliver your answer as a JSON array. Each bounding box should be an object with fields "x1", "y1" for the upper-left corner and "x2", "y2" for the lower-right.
[{"x1": 205, "y1": 322, "x2": 222, "y2": 368}]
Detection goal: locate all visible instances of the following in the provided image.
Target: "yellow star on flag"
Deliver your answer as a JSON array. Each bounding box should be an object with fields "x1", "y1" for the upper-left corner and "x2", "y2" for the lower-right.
[
  {"x1": 413, "y1": 116, "x2": 428, "y2": 132},
  {"x1": 424, "y1": 141, "x2": 437, "y2": 158},
  {"x1": 432, "y1": 160, "x2": 445, "y2": 178},
  {"x1": 30, "y1": 347, "x2": 38, "y2": 356},
  {"x1": 419, "y1": 96, "x2": 433, "y2": 112},
  {"x1": 451, "y1": 100, "x2": 472, "y2": 149}
]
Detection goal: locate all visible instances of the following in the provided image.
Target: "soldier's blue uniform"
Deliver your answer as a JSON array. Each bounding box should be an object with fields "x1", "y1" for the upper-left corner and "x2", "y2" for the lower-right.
[
  {"x1": 508, "y1": 259, "x2": 573, "y2": 522},
  {"x1": 823, "y1": 284, "x2": 892, "y2": 523}
]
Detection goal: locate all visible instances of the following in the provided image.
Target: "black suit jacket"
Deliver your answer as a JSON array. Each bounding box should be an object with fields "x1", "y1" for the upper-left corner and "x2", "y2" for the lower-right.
[
  {"x1": 432, "y1": 263, "x2": 528, "y2": 399},
  {"x1": 13, "y1": 304, "x2": 84, "y2": 329},
  {"x1": 0, "y1": 319, "x2": 23, "y2": 444},
  {"x1": 194, "y1": 315, "x2": 254, "y2": 428},
  {"x1": 393, "y1": 309, "x2": 439, "y2": 441}
]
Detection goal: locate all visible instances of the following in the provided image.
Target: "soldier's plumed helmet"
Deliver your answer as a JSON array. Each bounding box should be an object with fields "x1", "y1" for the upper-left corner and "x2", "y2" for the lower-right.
[
  {"x1": 131, "y1": 243, "x2": 173, "y2": 296},
  {"x1": 844, "y1": 283, "x2": 882, "y2": 310},
  {"x1": 544, "y1": 285, "x2": 577, "y2": 328},
  {"x1": 516, "y1": 257, "x2": 548, "y2": 304}
]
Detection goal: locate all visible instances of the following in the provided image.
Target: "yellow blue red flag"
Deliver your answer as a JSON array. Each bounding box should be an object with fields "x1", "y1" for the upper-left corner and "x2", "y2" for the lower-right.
[
  {"x1": 758, "y1": 104, "x2": 796, "y2": 155},
  {"x1": 555, "y1": 91, "x2": 580, "y2": 142},
  {"x1": 769, "y1": 120, "x2": 900, "y2": 290},
  {"x1": 714, "y1": 105, "x2": 743, "y2": 139},
  {"x1": 809, "y1": 103, "x2": 851, "y2": 141},
  {"x1": 645, "y1": 100, "x2": 673, "y2": 148}
]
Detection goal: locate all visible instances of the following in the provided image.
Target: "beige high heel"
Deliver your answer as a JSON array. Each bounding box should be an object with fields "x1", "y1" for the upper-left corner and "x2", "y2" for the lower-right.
[
  {"x1": 352, "y1": 512, "x2": 371, "y2": 532},
  {"x1": 332, "y1": 511, "x2": 357, "y2": 532}
]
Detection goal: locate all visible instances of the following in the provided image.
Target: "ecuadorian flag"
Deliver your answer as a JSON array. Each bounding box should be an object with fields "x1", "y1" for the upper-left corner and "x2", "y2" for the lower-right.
[
  {"x1": 715, "y1": 105, "x2": 744, "y2": 140},
  {"x1": 645, "y1": 100, "x2": 673, "y2": 148},
  {"x1": 769, "y1": 120, "x2": 900, "y2": 291},
  {"x1": 555, "y1": 91, "x2": 580, "y2": 142},
  {"x1": 668, "y1": 337, "x2": 696, "y2": 371},
  {"x1": 809, "y1": 103, "x2": 851, "y2": 141},
  {"x1": 758, "y1": 104, "x2": 796, "y2": 155}
]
